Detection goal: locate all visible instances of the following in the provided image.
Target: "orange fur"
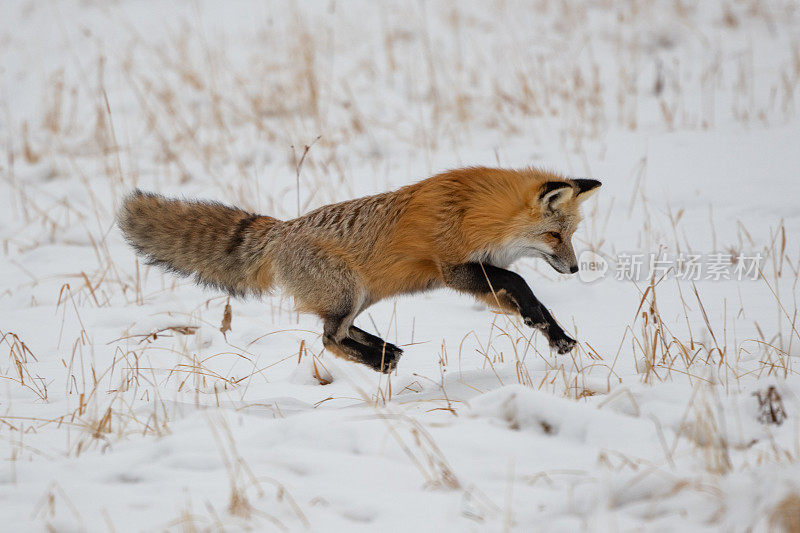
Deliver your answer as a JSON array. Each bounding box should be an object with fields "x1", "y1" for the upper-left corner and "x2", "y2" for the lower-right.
[{"x1": 357, "y1": 167, "x2": 580, "y2": 298}]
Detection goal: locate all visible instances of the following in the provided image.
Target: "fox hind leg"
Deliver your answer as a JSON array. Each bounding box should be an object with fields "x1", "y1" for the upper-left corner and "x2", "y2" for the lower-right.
[
  {"x1": 349, "y1": 326, "x2": 403, "y2": 356},
  {"x1": 321, "y1": 304, "x2": 401, "y2": 374},
  {"x1": 275, "y1": 238, "x2": 401, "y2": 372},
  {"x1": 329, "y1": 337, "x2": 401, "y2": 373}
]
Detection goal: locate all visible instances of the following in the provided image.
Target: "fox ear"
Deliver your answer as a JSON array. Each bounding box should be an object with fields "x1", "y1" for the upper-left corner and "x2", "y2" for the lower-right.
[
  {"x1": 571, "y1": 178, "x2": 602, "y2": 202},
  {"x1": 538, "y1": 182, "x2": 574, "y2": 212}
]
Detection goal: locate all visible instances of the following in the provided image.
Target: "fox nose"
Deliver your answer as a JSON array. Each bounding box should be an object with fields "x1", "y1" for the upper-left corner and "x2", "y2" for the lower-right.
[{"x1": 569, "y1": 265, "x2": 579, "y2": 274}]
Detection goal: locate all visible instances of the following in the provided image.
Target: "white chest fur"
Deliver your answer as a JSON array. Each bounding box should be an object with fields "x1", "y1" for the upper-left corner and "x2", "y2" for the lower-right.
[{"x1": 469, "y1": 240, "x2": 545, "y2": 268}]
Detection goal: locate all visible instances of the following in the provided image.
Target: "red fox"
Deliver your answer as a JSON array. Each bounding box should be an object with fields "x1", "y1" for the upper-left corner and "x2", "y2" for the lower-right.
[{"x1": 118, "y1": 167, "x2": 600, "y2": 373}]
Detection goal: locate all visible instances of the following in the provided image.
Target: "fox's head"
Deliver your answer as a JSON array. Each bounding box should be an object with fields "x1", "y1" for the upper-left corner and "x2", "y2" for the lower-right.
[
  {"x1": 438, "y1": 167, "x2": 601, "y2": 273},
  {"x1": 520, "y1": 178, "x2": 601, "y2": 274},
  {"x1": 468, "y1": 172, "x2": 601, "y2": 273}
]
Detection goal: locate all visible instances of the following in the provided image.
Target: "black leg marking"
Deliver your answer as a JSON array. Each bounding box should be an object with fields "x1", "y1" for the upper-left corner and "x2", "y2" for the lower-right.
[
  {"x1": 349, "y1": 326, "x2": 403, "y2": 355},
  {"x1": 322, "y1": 315, "x2": 402, "y2": 373},
  {"x1": 339, "y1": 338, "x2": 401, "y2": 373},
  {"x1": 444, "y1": 262, "x2": 576, "y2": 354}
]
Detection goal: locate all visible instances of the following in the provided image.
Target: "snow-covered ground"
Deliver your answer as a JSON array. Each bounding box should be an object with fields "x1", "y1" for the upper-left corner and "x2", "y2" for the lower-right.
[{"x1": 2, "y1": 1, "x2": 800, "y2": 530}]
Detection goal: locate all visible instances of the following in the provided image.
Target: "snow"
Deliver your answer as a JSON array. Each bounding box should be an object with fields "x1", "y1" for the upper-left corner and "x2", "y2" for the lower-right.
[{"x1": 2, "y1": 0, "x2": 800, "y2": 530}]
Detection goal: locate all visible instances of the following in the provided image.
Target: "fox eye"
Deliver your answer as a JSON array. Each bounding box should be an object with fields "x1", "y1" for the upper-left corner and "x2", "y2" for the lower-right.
[{"x1": 547, "y1": 231, "x2": 562, "y2": 242}]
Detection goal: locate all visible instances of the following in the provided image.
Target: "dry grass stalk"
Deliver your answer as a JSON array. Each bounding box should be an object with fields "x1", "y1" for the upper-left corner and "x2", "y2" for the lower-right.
[{"x1": 755, "y1": 386, "x2": 787, "y2": 426}]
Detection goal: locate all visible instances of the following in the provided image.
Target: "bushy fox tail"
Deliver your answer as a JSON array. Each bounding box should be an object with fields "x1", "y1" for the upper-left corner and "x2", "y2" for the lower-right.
[{"x1": 117, "y1": 190, "x2": 280, "y2": 296}]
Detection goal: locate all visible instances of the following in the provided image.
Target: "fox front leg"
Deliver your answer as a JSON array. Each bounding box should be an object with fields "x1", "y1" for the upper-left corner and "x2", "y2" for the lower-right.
[{"x1": 443, "y1": 262, "x2": 577, "y2": 354}]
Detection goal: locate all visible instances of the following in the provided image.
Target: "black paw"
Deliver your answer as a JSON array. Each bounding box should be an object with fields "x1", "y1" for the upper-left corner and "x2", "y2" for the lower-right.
[
  {"x1": 369, "y1": 345, "x2": 403, "y2": 374},
  {"x1": 380, "y1": 341, "x2": 403, "y2": 356},
  {"x1": 549, "y1": 335, "x2": 576, "y2": 354},
  {"x1": 336, "y1": 338, "x2": 403, "y2": 373}
]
